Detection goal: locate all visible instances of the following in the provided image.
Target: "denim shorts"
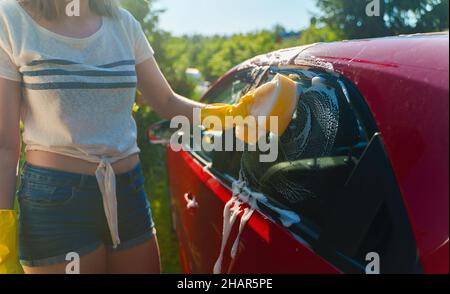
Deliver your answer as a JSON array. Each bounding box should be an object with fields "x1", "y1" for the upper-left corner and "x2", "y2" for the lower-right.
[{"x1": 17, "y1": 162, "x2": 156, "y2": 267}]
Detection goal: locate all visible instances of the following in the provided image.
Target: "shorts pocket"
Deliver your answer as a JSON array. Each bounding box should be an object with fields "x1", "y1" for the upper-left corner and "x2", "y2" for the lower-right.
[{"x1": 19, "y1": 181, "x2": 75, "y2": 207}]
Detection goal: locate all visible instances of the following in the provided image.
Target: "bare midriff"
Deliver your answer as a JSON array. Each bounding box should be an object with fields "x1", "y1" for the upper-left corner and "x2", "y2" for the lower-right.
[{"x1": 26, "y1": 150, "x2": 141, "y2": 176}]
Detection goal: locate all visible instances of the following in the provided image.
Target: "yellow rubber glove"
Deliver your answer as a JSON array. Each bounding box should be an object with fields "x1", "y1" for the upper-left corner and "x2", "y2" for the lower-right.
[
  {"x1": 0, "y1": 210, "x2": 23, "y2": 274},
  {"x1": 201, "y1": 74, "x2": 299, "y2": 144}
]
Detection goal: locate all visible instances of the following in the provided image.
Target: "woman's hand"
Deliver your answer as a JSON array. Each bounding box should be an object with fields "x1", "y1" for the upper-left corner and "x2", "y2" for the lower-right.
[
  {"x1": 136, "y1": 57, "x2": 205, "y2": 122},
  {"x1": 0, "y1": 77, "x2": 22, "y2": 210}
]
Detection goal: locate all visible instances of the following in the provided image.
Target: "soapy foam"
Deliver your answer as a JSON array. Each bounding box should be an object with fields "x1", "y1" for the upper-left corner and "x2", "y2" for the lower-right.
[
  {"x1": 213, "y1": 197, "x2": 242, "y2": 274},
  {"x1": 230, "y1": 207, "x2": 254, "y2": 259},
  {"x1": 213, "y1": 176, "x2": 301, "y2": 274}
]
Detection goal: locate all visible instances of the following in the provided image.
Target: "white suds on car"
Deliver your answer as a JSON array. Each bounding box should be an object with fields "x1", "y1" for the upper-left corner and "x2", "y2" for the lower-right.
[{"x1": 213, "y1": 177, "x2": 301, "y2": 274}]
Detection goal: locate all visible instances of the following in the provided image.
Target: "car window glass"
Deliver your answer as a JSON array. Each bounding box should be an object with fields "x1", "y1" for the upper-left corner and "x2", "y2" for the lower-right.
[{"x1": 202, "y1": 69, "x2": 255, "y2": 104}]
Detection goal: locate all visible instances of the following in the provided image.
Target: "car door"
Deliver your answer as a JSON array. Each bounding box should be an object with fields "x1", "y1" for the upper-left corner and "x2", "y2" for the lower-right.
[
  {"x1": 202, "y1": 68, "x2": 346, "y2": 274},
  {"x1": 168, "y1": 65, "x2": 343, "y2": 274},
  {"x1": 166, "y1": 67, "x2": 261, "y2": 273},
  {"x1": 225, "y1": 67, "x2": 419, "y2": 274},
  {"x1": 169, "y1": 64, "x2": 418, "y2": 274}
]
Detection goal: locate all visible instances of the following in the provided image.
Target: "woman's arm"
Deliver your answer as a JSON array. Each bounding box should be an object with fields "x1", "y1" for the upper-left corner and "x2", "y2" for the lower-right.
[
  {"x1": 0, "y1": 78, "x2": 22, "y2": 210},
  {"x1": 135, "y1": 57, "x2": 205, "y2": 121}
]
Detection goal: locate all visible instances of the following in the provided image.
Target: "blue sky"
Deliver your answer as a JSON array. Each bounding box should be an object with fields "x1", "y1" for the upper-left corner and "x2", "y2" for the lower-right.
[{"x1": 153, "y1": 0, "x2": 319, "y2": 36}]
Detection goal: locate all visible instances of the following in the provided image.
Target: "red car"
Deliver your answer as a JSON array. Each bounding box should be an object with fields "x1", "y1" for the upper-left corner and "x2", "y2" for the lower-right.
[{"x1": 148, "y1": 33, "x2": 449, "y2": 274}]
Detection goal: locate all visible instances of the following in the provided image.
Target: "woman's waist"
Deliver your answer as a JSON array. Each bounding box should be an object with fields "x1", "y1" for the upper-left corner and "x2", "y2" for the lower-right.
[{"x1": 25, "y1": 150, "x2": 141, "y2": 176}]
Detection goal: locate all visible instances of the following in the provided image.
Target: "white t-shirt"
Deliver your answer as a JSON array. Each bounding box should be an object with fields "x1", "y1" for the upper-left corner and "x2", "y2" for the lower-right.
[
  {"x1": 0, "y1": 0, "x2": 155, "y2": 247},
  {"x1": 0, "y1": 0, "x2": 154, "y2": 158}
]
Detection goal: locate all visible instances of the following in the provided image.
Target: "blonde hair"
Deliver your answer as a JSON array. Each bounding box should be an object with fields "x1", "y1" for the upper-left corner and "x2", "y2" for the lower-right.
[{"x1": 18, "y1": 0, "x2": 119, "y2": 20}]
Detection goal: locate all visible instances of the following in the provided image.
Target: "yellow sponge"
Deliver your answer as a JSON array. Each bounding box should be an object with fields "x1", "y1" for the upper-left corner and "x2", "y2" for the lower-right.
[{"x1": 201, "y1": 74, "x2": 298, "y2": 144}]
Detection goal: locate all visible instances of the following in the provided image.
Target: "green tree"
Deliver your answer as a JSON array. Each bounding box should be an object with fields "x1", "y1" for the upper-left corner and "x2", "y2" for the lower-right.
[
  {"x1": 299, "y1": 23, "x2": 340, "y2": 44},
  {"x1": 315, "y1": 0, "x2": 449, "y2": 39},
  {"x1": 121, "y1": 0, "x2": 197, "y2": 97}
]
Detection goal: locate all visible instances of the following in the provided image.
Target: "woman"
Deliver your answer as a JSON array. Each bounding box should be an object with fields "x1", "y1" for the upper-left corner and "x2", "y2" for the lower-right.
[{"x1": 0, "y1": 0, "x2": 204, "y2": 274}]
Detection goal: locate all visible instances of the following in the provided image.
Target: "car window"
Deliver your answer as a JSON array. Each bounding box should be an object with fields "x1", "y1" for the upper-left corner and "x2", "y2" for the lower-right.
[
  {"x1": 202, "y1": 68, "x2": 256, "y2": 104},
  {"x1": 191, "y1": 67, "x2": 260, "y2": 172},
  {"x1": 186, "y1": 64, "x2": 418, "y2": 273},
  {"x1": 241, "y1": 68, "x2": 366, "y2": 222},
  {"x1": 206, "y1": 79, "x2": 248, "y2": 104},
  {"x1": 239, "y1": 67, "x2": 418, "y2": 273}
]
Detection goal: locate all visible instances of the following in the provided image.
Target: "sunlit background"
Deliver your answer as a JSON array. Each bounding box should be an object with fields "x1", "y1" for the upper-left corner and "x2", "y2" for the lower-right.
[
  {"x1": 116, "y1": 0, "x2": 449, "y2": 274},
  {"x1": 154, "y1": 0, "x2": 318, "y2": 36},
  {"x1": 123, "y1": 0, "x2": 448, "y2": 98}
]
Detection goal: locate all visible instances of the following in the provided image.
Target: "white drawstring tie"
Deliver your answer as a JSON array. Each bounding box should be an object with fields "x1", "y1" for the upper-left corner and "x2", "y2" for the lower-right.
[{"x1": 95, "y1": 158, "x2": 120, "y2": 248}]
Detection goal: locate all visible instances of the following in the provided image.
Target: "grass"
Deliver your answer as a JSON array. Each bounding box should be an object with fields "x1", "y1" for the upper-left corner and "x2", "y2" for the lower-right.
[
  {"x1": 17, "y1": 107, "x2": 181, "y2": 274},
  {"x1": 135, "y1": 107, "x2": 181, "y2": 273}
]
